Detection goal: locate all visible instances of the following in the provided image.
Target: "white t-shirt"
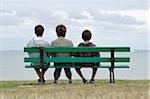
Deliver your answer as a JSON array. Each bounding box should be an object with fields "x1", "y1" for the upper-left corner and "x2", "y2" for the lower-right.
[{"x1": 26, "y1": 37, "x2": 50, "y2": 65}]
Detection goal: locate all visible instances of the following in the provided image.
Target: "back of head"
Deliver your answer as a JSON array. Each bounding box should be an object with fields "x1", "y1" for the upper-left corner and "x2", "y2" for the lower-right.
[
  {"x1": 56, "y1": 24, "x2": 66, "y2": 37},
  {"x1": 35, "y1": 25, "x2": 44, "y2": 36},
  {"x1": 82, "y1": 30, "x2": 92, "y2": 41}
]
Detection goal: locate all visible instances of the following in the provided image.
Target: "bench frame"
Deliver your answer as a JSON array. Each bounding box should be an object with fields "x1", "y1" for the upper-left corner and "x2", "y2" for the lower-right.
[{"x1": 24, "y1": 47, "x2": 130, "y2": 83}]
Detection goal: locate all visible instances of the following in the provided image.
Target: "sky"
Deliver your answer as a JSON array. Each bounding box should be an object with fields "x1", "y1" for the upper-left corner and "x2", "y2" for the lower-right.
[{"x1": 0, "y1": 0, "x2": 149, "y2": 51}]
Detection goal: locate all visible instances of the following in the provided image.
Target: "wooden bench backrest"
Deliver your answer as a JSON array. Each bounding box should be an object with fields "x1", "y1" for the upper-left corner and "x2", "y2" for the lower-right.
[
  {"x1": 24, "y1": 47, "x2": 130, "y2": 83},
  {"x1": 24, "y1": 47, "x2": 130, "y2": 63}
]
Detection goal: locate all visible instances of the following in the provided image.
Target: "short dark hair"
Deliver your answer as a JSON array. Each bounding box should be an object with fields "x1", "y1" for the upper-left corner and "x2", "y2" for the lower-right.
[
  {"x1": 34, "y1": 25, "x2": 44, "y2": 36},
  {"x1": 56, "y1": 24, "x2": 66, "y2": 37},
  {"x1": 82, "y1": 30, "x2": 92, "y2": 41}
]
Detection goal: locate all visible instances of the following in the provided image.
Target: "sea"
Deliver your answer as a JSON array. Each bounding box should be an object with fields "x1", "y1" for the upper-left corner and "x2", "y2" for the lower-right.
[{"x1": 0, "y1": 50, "x2": 149, "y2": 81}]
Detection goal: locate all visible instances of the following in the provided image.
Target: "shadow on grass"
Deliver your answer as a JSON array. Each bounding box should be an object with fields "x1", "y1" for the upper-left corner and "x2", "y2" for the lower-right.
[{"x1": 22, "y1": 82, "x2": 52, "y2": 86}]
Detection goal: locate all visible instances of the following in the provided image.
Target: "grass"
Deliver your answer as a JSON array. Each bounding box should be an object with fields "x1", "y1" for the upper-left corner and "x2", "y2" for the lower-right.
[{"x1": 0, "y1": 80, "x2": 149, "y2": 99}]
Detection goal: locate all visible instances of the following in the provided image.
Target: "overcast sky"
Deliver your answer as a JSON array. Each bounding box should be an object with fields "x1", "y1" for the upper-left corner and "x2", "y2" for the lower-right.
[{"x1": 0, "y1": 0, "x2": 149, "y2": 50}]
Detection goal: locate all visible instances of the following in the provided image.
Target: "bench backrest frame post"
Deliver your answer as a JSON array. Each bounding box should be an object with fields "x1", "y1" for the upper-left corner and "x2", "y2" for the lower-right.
[
  {"x1": 40, "y1": 47, "x2": 44, "y2": 67},
  {"x1": 110, "y1": 48, "x2": 115, "y2": 83},
  {"x1": 110, "y1": 48, "x2": 115, "y2": 69}
]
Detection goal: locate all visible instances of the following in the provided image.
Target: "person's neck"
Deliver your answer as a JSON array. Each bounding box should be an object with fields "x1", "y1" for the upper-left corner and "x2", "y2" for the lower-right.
[
  {"x1": 37, "y1": 36, "x2": 42, "y2": 38},
  {"x1": 84, "y1": 41, "x2": 90, "y2": 44},
  {"x1": 58, "y1": 36, "x2": 65, "y2": 38},
  {"x1": 34, "y1": 36, "x2": 43, "y2": 40}
]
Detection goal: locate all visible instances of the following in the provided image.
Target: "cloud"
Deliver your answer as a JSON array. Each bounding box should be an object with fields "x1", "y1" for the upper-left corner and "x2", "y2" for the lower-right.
[
  {"x1": 2, "y1": 0, "x2": 148, "y2": 10},
  {"x1": 0, "y1": 9, "x2": 147, "y2": 37},
  {"x1": 68, "y1": 10, "x2": 92, "y2": 20},
  {"x1": 37, "y1": 10, "x2": 70, "y2": 25},
  {"x1": 1, "y1": 8, "x2": 144, "y2": 28},
  {"x1": 0, "y1": 9, "x2": 22, "y2": 25},
  {"x1": 89, "y1": 11, "x2": 145, "y2": 25},
  {"x1": 0, "y1": 0, "x2": 148, "y2": 50}
]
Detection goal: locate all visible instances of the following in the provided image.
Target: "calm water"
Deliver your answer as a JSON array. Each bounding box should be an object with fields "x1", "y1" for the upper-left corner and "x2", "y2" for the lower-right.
[{"x1": 0, "y1": 50, "x2": 149, "y2": 81}]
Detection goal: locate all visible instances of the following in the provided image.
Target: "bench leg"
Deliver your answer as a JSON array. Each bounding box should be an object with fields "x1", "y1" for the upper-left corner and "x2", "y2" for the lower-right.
[
  {"x1": 109, "y1": 68, "x2": 112, "y2": 83},
  {"x1": 109, "y1": 68, "x2": 115, "y2": 83},
  {"x1": 112, "y1": 68, "x2": 115, "y2": 83}
]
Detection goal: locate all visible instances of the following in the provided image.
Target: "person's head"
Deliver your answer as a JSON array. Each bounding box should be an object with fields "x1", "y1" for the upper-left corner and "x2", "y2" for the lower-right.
[
  {"x1": 82, "y1": 30, "x2": 92, "y2": 41},
  {"x1": 34, "y1": 25, "x2": 44, "y2": 37},
  {"x1": 56, "y1": 24, "x2": 66, "y2": 37}
]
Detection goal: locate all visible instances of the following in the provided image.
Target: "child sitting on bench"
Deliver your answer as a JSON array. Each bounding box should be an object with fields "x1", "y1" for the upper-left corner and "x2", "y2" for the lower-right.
[{"x1": 75, "y1": 30, "x2": 100, "y2": 84}]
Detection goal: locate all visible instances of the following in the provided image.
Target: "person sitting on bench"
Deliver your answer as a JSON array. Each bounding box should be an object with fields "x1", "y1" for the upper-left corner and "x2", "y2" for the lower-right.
[
  {"x1": 26, "y1": 25, "x2": 50, "y2": 83},
  {"x1": 51, "y1": 24, "x2": 73, "y2": 84},
  {"x1": 75, "y1": 30, "x2": 100, "y2": 84}
]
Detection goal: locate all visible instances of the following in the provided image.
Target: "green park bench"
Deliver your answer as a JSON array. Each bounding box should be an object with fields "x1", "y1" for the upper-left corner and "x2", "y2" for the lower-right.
[{"x1": 24, "y1": 47, "x2": 130, "y2": 83}]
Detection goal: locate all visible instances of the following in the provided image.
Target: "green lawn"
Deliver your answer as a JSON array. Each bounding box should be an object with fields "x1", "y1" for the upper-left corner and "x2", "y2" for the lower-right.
[{"x1": 0, "y1": 80, "x2": 149, "y2": 99}]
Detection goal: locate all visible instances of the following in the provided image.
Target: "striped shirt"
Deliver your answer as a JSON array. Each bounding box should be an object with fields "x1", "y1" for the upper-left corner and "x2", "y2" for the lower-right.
[{"x1": 75, "y1": 42, "x2": 100, "y2": 67}]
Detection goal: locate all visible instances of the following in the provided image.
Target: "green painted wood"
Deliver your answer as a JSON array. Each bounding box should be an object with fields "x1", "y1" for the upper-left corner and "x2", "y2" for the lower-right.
[
  {"x1": 113, "y1": 47, "x2": 130, "y2": 52},
  {"x1": 44, "y1": 57, "x2": 110, "y2": 63},
  {"x1": 24, "y1": 57, "x2": 109, "y2": 63},
  {"x1": 24, "y1": 47, "x2": 130, "y2": 53},
  {"x1": 44, "y1": 47, "x2": 111, "y2": 52},
  {"x1": 24, "y1": 57, "x2": 40, "y2": 62},
  {"x1": 25, "y1": 65, "x2": 110, "y2": 68},
  {"x1": 44, "y1": 57, "x2": 129, "y2": 63},
  {"x1": 24, "y1": 57, "x2": 130, "y2": 63},
  {"x1": 114, "y1": 66, "x2": 129, "y2": 68},
  {"x1": 43, "y1": 47, "x2": 130, "y2": 52},
  {"x1": 25, "y1": 65, "x2": 129, "y2": 68},
  {"x1": 24, "y1": 47, "x2": 40, "y2": 52},
  {"x1": 114, "y1": 58, "x2": 130, "y2": 62}
]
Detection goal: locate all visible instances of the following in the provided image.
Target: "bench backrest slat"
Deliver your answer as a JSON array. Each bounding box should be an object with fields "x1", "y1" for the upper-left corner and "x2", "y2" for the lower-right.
[
  {"x1": 44, "y1": 47, "x2": 130, "y2": 52},
  {"x1": 24, "y1": 57, "x2": 130, "y2": 63},
  {"x1": 24, "y1": 47, "x2": 130, "y2": 53},
  {"x1": 24, "y1": 47, "x2": 40, "y2": 53}
]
